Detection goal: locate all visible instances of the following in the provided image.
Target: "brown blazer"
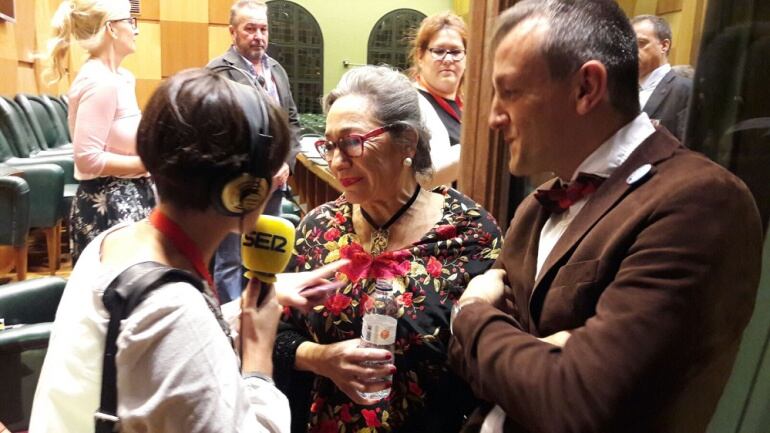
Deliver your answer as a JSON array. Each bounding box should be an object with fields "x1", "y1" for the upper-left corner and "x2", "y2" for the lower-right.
[{"x1": 449, "y1": 129, "x2": 763, "y2": 433}]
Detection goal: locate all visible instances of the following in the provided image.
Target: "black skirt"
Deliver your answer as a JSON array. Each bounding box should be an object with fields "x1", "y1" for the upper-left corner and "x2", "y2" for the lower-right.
[{"x1": 69, "y1": 176, "x2": 156, "y2": 264}]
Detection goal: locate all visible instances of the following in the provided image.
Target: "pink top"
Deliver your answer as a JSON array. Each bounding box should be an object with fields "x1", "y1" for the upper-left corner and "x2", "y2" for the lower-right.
[{"x1": 67, "y1": 59, "x2": 143, "y2": 180}]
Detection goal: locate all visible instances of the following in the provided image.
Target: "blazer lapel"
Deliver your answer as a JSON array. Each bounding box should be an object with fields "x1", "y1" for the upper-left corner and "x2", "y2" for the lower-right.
[
  {"x1": 643, "y1": 70, "x2": 675, "y2": 117},
  {"x1": 529, "y1": 130, "x2": 680, "y2": 324},
  {"x1": 504, "y1": 185, "x2": 553, "y2": 333}
]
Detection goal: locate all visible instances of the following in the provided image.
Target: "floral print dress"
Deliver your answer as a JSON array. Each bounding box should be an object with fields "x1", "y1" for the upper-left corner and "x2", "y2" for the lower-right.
[{"x1": 275, "y1": 187, "x2": 502, "y2": 433}]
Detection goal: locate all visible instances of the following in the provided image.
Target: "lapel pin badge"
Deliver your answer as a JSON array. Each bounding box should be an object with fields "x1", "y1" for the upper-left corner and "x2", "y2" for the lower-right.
[{"x1": 626, "y1": 163, "x2": 654, "y2": 185}]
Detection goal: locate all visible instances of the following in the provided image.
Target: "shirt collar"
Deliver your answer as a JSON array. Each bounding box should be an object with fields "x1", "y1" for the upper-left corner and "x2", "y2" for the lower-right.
[
  {"x1": 230, "y1": 46, "x2": 271, "y2": 77},
  {"x1": 639, "y1": 63, "x2": 671, "y2": 92},
  {"x1": 569, "y1": 112, "x2": 656, "y2": 181}
]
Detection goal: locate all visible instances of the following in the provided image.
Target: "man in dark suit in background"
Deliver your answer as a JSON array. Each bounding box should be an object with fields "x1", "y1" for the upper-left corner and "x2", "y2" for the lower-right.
[
  {"x1": 633, "y1": 14, "x2": 692, "y2": 142},
  {"x1": 206, "y1": 0, "x2": 301, "y2": 301},
  {"x1": 448, "y1": 1, "x2": 762, "y2": 432}
]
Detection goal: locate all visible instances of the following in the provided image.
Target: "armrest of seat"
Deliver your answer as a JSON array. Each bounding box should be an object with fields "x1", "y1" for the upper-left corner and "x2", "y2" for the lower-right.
[
  {"x1": 0, "y1": 322, "x2": 52, "y2": 353},
  {"x1": 16, "y1": 163, "x2": 66, "y2": 227},
  {"x1": 4, "y1": 155, "x2": 75, "y2": 185},
  {"x1": 0, "y1": 175, "x2": 30, "y2": 248},
  {"x1": 0, "y1": 276, "x2": 66, "y2": 325}
]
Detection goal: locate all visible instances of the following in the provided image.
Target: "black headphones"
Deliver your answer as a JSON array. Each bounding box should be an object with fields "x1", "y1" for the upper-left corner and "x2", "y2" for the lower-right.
[{"x1": 208, "y1": 64, "x2": 274, "y2": 217}]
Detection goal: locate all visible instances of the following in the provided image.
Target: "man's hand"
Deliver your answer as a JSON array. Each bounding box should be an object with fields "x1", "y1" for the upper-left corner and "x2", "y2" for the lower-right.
[
  {"x1": 459, "y1": 268, "x2": 507, "y2": 307},
  {"x1": 272, "y1": 162, "x2": 290, "y2": 187}
]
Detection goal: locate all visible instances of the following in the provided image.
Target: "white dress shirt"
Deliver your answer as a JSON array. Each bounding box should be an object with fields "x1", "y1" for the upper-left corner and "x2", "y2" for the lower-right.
[
  {"x1": 639, "y1": 63, "x2": 672, "y2": 109},
  {"x1": 481, "y1": 112, "x2": 656, "y2": 433}
]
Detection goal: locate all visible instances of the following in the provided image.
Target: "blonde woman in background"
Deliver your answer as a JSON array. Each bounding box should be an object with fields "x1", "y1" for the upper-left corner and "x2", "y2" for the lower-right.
[
  {"x1": 409, "y1": 12, "x2": 468, "y2": 188},
  {"x1": 44, "y1": 0, "x2": 153, "y2": 263}
]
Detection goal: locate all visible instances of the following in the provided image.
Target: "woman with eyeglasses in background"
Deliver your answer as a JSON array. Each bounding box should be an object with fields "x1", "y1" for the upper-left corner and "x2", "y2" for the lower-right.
[
  {"x1": 43, "y1": 0, "x2": 153, "y2": 264},
  {"x1": 408, "y1": 12, "x2": 468, "y2": 188},
  {"x1": 273, "y1": 66, "x2": 501, "y2": 433}
]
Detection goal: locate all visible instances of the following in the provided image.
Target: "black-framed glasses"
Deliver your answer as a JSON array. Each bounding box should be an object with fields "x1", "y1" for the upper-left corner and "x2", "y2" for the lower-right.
[
  {"x1": 315, "y1": 125, "x2": 394, "y2": 160},
  {"x1": 106, "y1": 17, "x2": 138, "y2": 30},
  {"x1": 428, "y1": 47, "x2": 466, "y2": 61}
]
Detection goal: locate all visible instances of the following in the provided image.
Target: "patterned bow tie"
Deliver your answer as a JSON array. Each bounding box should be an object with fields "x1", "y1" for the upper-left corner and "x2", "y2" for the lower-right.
[{"x1": 534, "y1": 173, "x2": 605, "y2": 214}]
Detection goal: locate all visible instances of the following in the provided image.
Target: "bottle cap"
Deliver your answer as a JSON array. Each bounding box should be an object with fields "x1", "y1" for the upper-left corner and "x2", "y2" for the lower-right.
[{"x1": 374, "y1": 278, "x2": 393, "y2": 291}]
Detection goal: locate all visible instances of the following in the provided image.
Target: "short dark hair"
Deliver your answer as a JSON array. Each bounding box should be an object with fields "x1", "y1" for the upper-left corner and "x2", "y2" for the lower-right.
[
  {"x1": 492, "y1": 0, "x2": 640, "y2": 118},
  {"x1": 137, "y1": 68, "x2": 290, "y2": 211},
  {"x1": 631, "y1": 14, "x2": 673, "y2": 44},
  {"x1": 323, "y1": 65, "x2": 433, "y2": 179}
]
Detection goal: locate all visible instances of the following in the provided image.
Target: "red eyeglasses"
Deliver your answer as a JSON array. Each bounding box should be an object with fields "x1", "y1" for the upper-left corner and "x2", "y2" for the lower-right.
[{"x1": 315, "y1": 125, "x2": 394, "y2": 160}]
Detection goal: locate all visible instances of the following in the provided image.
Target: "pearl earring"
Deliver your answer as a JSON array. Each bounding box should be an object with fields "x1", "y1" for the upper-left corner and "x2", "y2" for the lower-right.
[{"x1": 403, "y1": 157, "x2": 413, "y2": 167}]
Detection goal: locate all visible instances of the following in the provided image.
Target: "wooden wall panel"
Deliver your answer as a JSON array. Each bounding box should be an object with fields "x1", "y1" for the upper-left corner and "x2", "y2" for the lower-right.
[
  {"x1": 17, "y1": 64, "x2": 38, "y2": 94},
  {"x1": 0, "y1": 21, "x2": 18, "y2": 96},
  {"x1": 208, "y1": 25, "x2": 231, "y2": 63},
  {"x1": 138, "y1": 0, "x2": 160, "y2": 21},
  {"x1": 160, "y1": 0, "x2": 209, "y2": 23},
  {"x1": 14, "y1": 0, "x2": 35, "y2": 63},
  {"x1": 0, "y1": 21, "x2": 15, "y2": 57},
  {"x1": 458, "y1": 0, "x2": 516, "y2": 226},
  {"x1": 135, "y1": 78, "x2": 161, "y2": 110},
  {"x1": 123, "y1": 21, "x2": 162, "y2": 79},
  {"x1": 0, "y1": 57, "x2": 17, "y2": 95},
  {"x1": 209, "y1": 0, "x2": 232, "y2": 25},
  {"x1": 161, "y1": 21, "x2": 210, "y2": 77},
  {"x1": 657, "y1": 0, "x2": 684, "y2": 14},
  {"x1": 68, "y1": 44, "x2": 89, "y2": 80}
]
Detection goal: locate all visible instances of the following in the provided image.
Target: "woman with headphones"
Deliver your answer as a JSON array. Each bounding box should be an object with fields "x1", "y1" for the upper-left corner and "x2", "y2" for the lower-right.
[{"x1": 29, "y1": 68, "x2": 341, "y2": 433}]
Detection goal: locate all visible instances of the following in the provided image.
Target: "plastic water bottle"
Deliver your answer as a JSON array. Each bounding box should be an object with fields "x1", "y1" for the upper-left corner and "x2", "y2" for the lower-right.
[{"x1": 357, "y1": 279, "x2": 398, "y2": 400}]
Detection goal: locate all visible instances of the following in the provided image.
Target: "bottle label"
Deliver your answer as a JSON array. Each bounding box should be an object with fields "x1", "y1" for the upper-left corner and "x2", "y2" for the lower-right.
[{"x1": 361, "y1": 314, "x2": 397, "y2": 345}]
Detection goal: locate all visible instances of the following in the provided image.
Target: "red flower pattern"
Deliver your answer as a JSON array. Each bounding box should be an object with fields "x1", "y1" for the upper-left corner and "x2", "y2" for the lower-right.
[
  {"x1": 339, "y1": 243, "x2": 410, "y2": 282},
  {"x1": 435, "y1": 224, "x2": 457, "y2": 239},
  {"x1": 399, "y1": 292, "x2": 414, "y2": 308},
  {"x1": 339, "y1": 403, "x2": 353, "y2": 422},
  {"x1": 286, "y1": 188, "x2": 502, "y2": 433},
  {"x1": 361, "y1": 409, "x2": 382, "y2": 427},
  {"x1": 426, "y1": 256, "x2": 442, "y2": 277},
  {"x1": 339, "y1": 243, "x2": 372, "y2": 282},
  {"x1": 310, "y1": 397, "x2": 325, "y2": 413},
  {"x1": 323, "y1": 227, "x2": 341, "y2": 242},
  {"x1": 324, "y1": 293, "x2": 352, "y2": 316},
  {"x1": 408, "y1": 381, "x2": 424, "y2": 397},
  {"x1": 313, "y1": 420, "x2": 338, "y2": 433}
]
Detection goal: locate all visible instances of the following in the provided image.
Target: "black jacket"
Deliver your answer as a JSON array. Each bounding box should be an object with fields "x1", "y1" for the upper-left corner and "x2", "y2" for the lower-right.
[{"x1": 642, "y1": 68, "x2": 693, "y2": 142}]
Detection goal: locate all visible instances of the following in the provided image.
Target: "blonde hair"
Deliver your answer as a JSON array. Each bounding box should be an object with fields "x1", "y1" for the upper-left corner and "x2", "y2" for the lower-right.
[{"x1": 42, "y1": 0, "x2": 129, "y2": 84}]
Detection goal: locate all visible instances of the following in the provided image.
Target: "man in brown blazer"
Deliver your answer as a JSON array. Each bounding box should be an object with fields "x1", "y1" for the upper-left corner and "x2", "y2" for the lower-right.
[{"x1": 448, "y1": 1, "x2": 763, "y2": 432}]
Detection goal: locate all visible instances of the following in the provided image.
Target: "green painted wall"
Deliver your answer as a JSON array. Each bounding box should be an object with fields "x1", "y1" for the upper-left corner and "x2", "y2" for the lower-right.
[{"x1": 285, "y1": 0, "x2": 455, "y2": 95}]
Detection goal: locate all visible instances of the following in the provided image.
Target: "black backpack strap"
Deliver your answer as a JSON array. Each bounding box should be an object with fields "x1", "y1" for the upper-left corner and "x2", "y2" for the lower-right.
[{"x1": 95, "y1": 261, "x2": 205, "y2": 433}]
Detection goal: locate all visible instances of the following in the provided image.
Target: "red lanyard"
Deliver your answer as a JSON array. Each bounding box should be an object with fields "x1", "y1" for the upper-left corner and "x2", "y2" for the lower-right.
[
  {"x1": 418, "y1": 77, "x2": 464, "y2": 123},
  {"x1": 149, "y1": 209, "x2": 218, "y2": 302}
]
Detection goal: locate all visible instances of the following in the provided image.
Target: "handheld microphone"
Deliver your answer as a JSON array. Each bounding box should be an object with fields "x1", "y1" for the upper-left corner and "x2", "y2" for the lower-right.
[{"x1": 241, "y1": 215, "x2": 296, "y2": 306}]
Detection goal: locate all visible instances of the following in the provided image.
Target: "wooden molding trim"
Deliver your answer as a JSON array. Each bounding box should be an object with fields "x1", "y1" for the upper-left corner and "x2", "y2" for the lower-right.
[
  {"x1": 657, "y1": 0, "x2": 684, "y2": 15},
  {"x1": 458, "y1": 0, "x2": 518, "y2": 228}
]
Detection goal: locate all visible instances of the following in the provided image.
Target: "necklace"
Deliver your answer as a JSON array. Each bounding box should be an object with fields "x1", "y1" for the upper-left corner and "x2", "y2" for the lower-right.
[{"x1": 360, "y1": 185, "x2": 421, "y2": 255}]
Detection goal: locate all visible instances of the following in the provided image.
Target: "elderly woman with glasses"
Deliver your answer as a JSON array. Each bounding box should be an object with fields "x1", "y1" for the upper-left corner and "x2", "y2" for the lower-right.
[
  {"x1": 274, "y1": 66, "x2": 502, "y2": 433},
  {"x1": 43, "y1": 0, "x2": 152, "y2": 264},
  {"x1": 408, "y1": 12, "x2": 468, "y2": 188}
]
